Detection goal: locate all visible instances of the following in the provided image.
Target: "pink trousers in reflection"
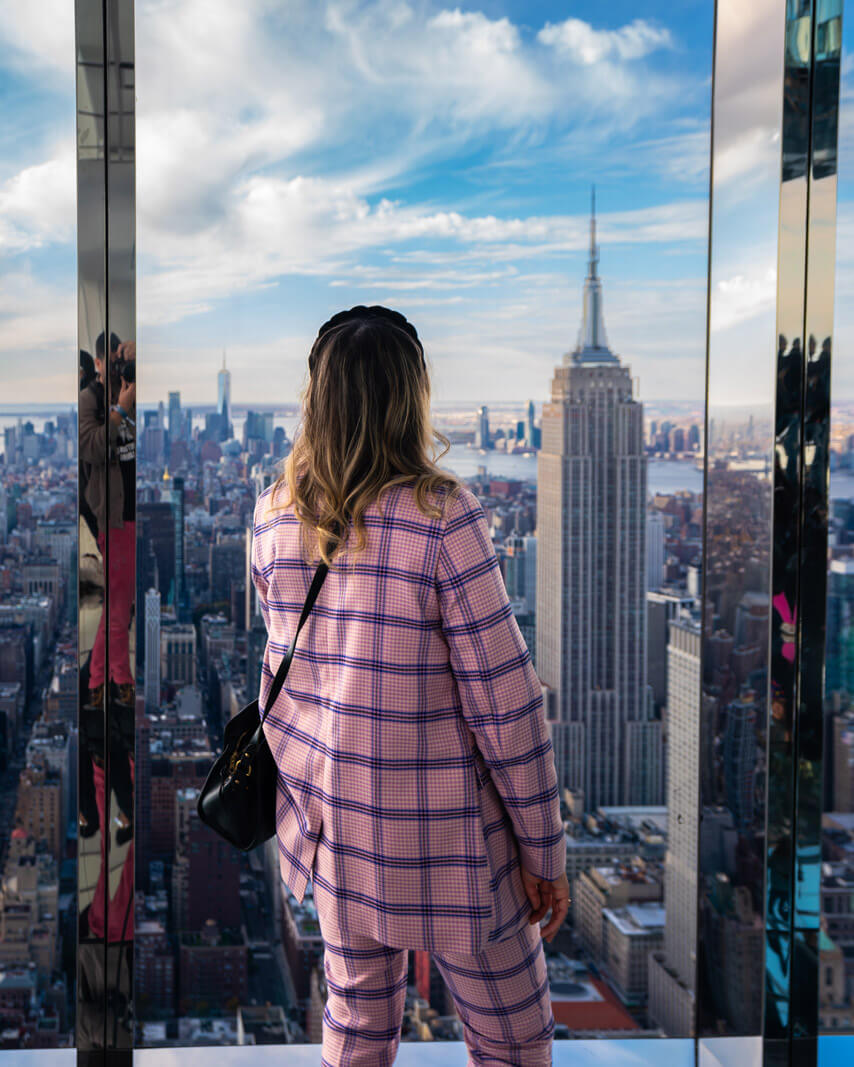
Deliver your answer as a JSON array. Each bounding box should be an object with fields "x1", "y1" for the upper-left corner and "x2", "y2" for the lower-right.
[
  {"x1": 89, "y1": 521, "x2": 135, "y2": 688},
  {"x1": 87, "y1": 756, "x2": 134, "y2": 943}
]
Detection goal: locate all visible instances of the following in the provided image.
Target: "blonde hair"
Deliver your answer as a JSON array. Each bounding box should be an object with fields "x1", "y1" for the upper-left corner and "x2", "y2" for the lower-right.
[{"x1": 266, "y1": 313, "x2": 463, "y2": 566}]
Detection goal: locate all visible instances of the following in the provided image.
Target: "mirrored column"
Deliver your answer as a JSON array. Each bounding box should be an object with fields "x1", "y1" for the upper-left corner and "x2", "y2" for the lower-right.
[
  {"x1": 764, "y1": 0, "x2": 814, "y2": 1050},
  {"x1": 699, "y1": 0, "x2": 786, "y2": 1044},
  {"x1": 792, "y1": 4, "x2": 842, "y2": 1058},
  {"x1": 818, "y1": 0, "x2": 854, "y2": 1043},
  {"x1": 76, "y1": 0, "x2": 135, "y2": 1060}
]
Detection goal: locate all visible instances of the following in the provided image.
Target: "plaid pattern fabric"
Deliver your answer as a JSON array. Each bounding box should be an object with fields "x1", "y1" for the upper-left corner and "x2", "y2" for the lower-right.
[
  {"x1": 318, "y1": 909, "x2": 554, "y2": 1066},
  {"x1": 251, "y1": 480, "x2": 566, "y2": 956}
]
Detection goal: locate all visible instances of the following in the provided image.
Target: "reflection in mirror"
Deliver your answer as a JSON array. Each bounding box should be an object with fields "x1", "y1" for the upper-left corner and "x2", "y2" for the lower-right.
[
  {"x1": 75, "y1": 0, "x2": 136, "y2": 1053},
  {"x1": 790, "y1": 0, "x2": 842, "y2": 1049},
  {"x1": 699, "y1": 0, "x2": 786, "y2": 1041},
  {"x1": 0, "y1": 3, "x2": 78, "y2": 1052},
  {"x1": 105, "y1": 0, "x2": 137, "y2": 1053},
  {"x1": 136, "y1": 0, "x2": 711, "y2": 1051},
  {"x1": 764, "y1": 0, "x2": 815, "y2": 1043},
  {"x1": 820, "y1": 0, "x2": 854, "y2": 1040},
  {"x1": 698, "y1": 1036, "x2": 763, "y2": 1067}
]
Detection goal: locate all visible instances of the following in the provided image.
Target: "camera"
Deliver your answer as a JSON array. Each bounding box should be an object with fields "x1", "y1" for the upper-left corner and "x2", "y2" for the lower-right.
[{"x1": 113, "y1": 356, "x2": 135, "y2": 384}]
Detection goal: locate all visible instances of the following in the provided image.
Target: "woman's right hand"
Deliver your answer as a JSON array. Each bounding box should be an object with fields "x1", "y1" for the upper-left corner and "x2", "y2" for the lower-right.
[{"x1": 520, "y1": 865, "x2": 570, "y2": 943}]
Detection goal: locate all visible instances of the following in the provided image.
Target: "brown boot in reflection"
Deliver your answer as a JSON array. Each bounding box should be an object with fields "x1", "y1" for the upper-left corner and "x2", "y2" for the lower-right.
[
  {"x1": 115, "y1": 682, "x2": 135, "y2": 708},
  {"x1": 85, "y1": 683, "x2": 104, "y2": 710}
]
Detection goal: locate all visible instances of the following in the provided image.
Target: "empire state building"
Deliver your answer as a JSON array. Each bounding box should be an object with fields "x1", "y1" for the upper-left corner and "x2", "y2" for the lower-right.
[{"x1": 536, "y1": 191, "x2": 662, "y2": 808}]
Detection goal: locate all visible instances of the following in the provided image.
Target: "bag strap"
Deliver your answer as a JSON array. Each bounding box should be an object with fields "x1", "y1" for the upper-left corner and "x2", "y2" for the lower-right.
[{"x1": 260, "y1": 561, "x2": 329, "y2": 725}]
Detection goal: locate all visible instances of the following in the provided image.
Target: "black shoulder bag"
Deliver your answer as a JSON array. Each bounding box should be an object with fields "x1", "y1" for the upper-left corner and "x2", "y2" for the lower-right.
[{"x1": 197, "y1": 561, "x2": 329, "y2": 850}]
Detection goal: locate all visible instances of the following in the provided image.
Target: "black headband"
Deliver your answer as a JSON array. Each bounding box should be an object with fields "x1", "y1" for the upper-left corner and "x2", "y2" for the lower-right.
[{"x1": 310, "y1": 305, "x2": 425, "y2": 372}]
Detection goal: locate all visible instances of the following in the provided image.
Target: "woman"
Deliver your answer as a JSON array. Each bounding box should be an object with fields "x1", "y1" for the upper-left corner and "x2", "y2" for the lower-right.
[{"x1": 251, "y1": 307, "x2": 568, "y2": 1066}]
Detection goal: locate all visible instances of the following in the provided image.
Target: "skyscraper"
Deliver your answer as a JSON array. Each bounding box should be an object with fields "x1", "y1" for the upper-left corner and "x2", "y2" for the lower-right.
[
  {"x1": 163, "y1": 472, "x2": 188, "y2": 621},
  {"x1": 475, "y1": 405, "x2": 490, "y2": 450},
  {"x1": 144, "y1": 588, "x2": 161, "y2": 711},
  {"x1": 217, "y1": 351, "x2": 231, "y2": 441},
  {"x1": 647, "y1": 511, "x2": 666, "y2": 591},
  {"x1": 536, "y1": 189, "x2": 660, "y2": 808},
  {"x1": 168, "y1": 391, "x2": 182, "y2": 441},
  {"x1": 525, "y1": 400, "x2": 536, "y2": 449},
  {"x1": 723, "y1": 687, "x2": 757, "y2": 833},
  {"x1": 648, "y1": 613, "x2": 701, "y2": 1036}
]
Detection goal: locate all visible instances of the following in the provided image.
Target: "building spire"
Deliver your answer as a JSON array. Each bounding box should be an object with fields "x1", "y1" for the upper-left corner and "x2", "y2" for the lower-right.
[
  {"x1": 573, "y1": 184, "x2": 616, "y2": 364},
  {"x1": 589, "y1": 185, "x2": 598, "y2": 279},
  {"x1": 222, "y1": 349, "x2": 226, "y2": 371}
]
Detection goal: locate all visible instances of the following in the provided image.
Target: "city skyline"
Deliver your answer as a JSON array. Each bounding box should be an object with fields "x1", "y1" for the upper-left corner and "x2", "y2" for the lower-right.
[{"x1": 1, "y1": 0, "x2": 853, "y2": 1050}]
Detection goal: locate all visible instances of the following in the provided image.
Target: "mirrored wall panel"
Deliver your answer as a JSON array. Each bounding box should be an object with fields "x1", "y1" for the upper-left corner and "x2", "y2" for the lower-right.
[
  {"x1": 133, "y1": 0, "x2": 712, "y2": 1051},
  {"x1": 75, "y1": 0, "x2": 136, "y2": 1054},
  {"x1": 699, "y1": 0, "x2": 785, "y2": 1042},
  {"x1": 0, "y1": 3, "x2": 79, "y2": 1052},
  {"x1": 821, "y1": 0, "x2": 854, "y2": 1041},
  {"x1": 792, "y1": 0, "x2": 842, "y2": 1051}
]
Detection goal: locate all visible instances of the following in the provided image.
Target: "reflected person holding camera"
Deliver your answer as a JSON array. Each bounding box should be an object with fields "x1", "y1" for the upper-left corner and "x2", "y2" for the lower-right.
[{"x1": 79, "y1": 331, "x2": 137, "y2": 710}]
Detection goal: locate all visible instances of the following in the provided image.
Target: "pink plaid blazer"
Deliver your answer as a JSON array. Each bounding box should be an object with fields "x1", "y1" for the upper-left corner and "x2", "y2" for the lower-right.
[{"x1": 251, "y1": 479, "x2": 566, "y2": 955}]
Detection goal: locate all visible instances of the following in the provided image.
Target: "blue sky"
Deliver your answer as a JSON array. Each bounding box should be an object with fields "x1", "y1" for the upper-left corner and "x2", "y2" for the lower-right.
[
  {"x1": 132, "y1": 0, "x2": 715, "y2": 409},
  {"x1": 0, "y1": 1, "x2": 715, "y2": 410},
  {"x1": 5, "y1": 1, "x2": 849, "y2": 413}
]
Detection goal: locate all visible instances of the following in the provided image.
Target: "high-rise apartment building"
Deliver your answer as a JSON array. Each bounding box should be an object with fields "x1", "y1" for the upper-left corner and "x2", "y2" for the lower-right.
[
  {"x1": 137, "y1": 501, "x2": 176, "y2": 607},
  {"x1": 537, "y1": 192, "x2": 660, "y2": 807},
  {"x1": 648, "y1": 612, "x2": 701, "y2": 1036},
  {"x1": 172, "y1": 788, "x2": 240, "y2": 933},
  {"x1": 647, "y1": 590, "x2": 695, "y2": 711},
  {"x1": 162, "y1": 472, "x2": 187, "y2": 619},
  {"x1": 14, "y1": 760, "x2": 63, "y2": 862},
  {"x1": 826, "y1": 558, "x2": 854, "y2": 694},
  {"x1": 832, "y1": 710, "x2": 854, "y2": 812},
  {"x1": 161, "y1": 624, "x2": 196, "y2": 688}
]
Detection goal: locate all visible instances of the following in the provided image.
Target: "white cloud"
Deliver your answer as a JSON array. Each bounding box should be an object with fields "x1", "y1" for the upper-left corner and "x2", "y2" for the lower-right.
[
  {"x1": 710, "y1": 263, "x2": 777, "y2": 333},
  {"x1": 320, "y1": 1, "x2": 551, "y2": 124},
  {"x1": 0, "y1": 1, "x2": 712, "y2": 405},
  {"x1": 133, "y1": 0, "x2": 692, "y2": 239},
  {"x1": 0, "y1": 145, "x2": 75, "y2": 253},
  {"x1": 0, "y1": 269, "x2": 76, "y2": 356},
  {"x1": 713, "y1": 126, "x2": 780, "y2": 191},
  {"x1": 126, "y1": 2, "x2": 706, "y2": 330},
  {"x1": 0, "y1": 4, "x2": 74, "y2": 77},
  {"x1": 428, "y1": 8, "x2": 520, "y2": 54},
  {"x1": 538, "y1": 17, "x2": 673, "y2": 64},
  {"x1": 138, "y1": 167, "x2": 707, "y2": 328}
]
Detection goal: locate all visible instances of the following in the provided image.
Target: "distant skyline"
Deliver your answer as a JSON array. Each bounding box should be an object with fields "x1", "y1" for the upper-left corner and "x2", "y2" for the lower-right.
[{"x1": 1, "y1": 3, "x2": 852, "y2": 407}]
